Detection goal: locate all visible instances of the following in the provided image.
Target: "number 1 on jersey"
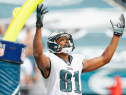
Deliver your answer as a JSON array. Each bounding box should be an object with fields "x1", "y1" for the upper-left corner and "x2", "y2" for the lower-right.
[{"x1": 73, "y1": 71, "x2": 81, "y2": 93}]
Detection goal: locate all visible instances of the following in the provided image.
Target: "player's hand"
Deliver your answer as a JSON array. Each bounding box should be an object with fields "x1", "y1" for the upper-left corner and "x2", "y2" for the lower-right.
[
  {"x1": 36, "y1": 4, "x2": 48, "y2": 27},
  {"x1": 110, "y1": 14, "x2": 125, "y2": 36}
]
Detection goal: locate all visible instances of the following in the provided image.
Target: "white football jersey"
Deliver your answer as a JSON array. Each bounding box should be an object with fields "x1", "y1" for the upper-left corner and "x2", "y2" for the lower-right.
[{"x1": 40, "y1": 53, "x2": 85, "y2": 95}]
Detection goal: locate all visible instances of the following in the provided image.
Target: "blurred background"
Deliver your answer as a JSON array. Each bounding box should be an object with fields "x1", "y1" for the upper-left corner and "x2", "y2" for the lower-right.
[{"x1": 0, "y1": 0, "x2": 126, "y2": 95}]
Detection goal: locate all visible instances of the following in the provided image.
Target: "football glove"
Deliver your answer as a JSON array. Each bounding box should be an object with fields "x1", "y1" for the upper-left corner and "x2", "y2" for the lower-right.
[
  {"x1": 36, "y1": 4, "x2": 48, "y2": 27},
  {"x1": 110, "y1": 14, "x2": 125, "y2": 36}
]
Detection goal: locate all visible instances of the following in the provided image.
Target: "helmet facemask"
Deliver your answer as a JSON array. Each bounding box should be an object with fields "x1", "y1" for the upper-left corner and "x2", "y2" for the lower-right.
[
  {"x1": 47, "y1": 31, "x2": 75, "y2": 54},
  {"x1": 56, "y1": 37, "x2": 73, "y2": 54}
]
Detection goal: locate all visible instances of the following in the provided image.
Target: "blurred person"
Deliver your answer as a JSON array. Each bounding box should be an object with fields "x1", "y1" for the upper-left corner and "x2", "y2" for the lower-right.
[
  {"x1": 17, "y1": 25, "x2": 40, "y2": 81},
  {"x1": 20, "y1": 58, "x2": 33, "y2": 86},
  {"x1": 20, "y1": 57, "x2": 33, "y2": 95},
  {"x1": 17, "y1": 25, "x2": 34, "y2": 56},
  {"x1": 18, "y1": 25, "x2": 40, "y2": 94},
  {"x1": 33, "y1": 4, "x2": 125, "y2": 95},
  {"x1": 0, "y1": 18, "x2": 5, "y2": 38}
]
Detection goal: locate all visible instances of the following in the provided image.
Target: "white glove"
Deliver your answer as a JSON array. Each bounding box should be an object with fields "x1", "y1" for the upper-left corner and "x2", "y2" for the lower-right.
[{"x1": 110, "y1": 14, "x2": 125, "y2": 36}]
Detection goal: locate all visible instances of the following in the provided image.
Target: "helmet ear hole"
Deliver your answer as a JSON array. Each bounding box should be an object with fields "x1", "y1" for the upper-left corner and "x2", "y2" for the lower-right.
[
  {"x1": 58, "y1": 44, "x2": 61, "y2": 49},
  {"x1": 47, "y1": 42, "x2": 60, "y2": 52}
]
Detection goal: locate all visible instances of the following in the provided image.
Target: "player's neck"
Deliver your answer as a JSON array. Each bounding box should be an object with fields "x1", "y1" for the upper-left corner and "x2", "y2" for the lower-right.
[{"x1": 55, "y1": 53, "x2": 68, "y2": 61}]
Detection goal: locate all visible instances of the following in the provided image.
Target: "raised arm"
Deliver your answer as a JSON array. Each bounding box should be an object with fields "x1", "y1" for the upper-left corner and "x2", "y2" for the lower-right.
[
  {"x1": 33, "y1": 4, "x2": 50, "y2": 78},
  {"x1": 82, "y1": 14, "x2": 125, "y2": 73}
]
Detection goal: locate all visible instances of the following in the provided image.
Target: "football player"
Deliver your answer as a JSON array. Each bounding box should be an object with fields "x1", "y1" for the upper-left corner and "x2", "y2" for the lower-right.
[{"x1": 33, "y1": 4, "x2": 125, "y2": 95}]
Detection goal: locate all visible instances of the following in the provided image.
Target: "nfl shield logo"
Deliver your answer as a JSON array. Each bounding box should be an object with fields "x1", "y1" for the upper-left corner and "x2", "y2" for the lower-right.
[
  {"x1": 0, "y1": 42, "x2": 5, "y2": 56},
  {"x1": 21, "y1": 47, "x2": 26, "y2": 62}
]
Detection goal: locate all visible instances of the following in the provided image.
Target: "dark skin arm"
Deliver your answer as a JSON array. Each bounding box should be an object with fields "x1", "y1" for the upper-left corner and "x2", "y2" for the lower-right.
[
  {"x1": 33, "y1": 27, "x2": 50, "y2": 78},
  {"x1": 82, "y1": 14, "x2": 125, "y2": 73},
  {"x1": 82, "y1": 35, "x2": 120, "y2": 73},
  {"x1": 33, "y1": 4, "x2": 50, "y2": 78}
]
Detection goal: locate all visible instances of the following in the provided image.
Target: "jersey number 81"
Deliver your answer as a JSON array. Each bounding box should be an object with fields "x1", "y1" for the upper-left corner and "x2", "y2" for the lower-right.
[{"x1": 60, "y1": 70, "x2": 81, "y2": 94}]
